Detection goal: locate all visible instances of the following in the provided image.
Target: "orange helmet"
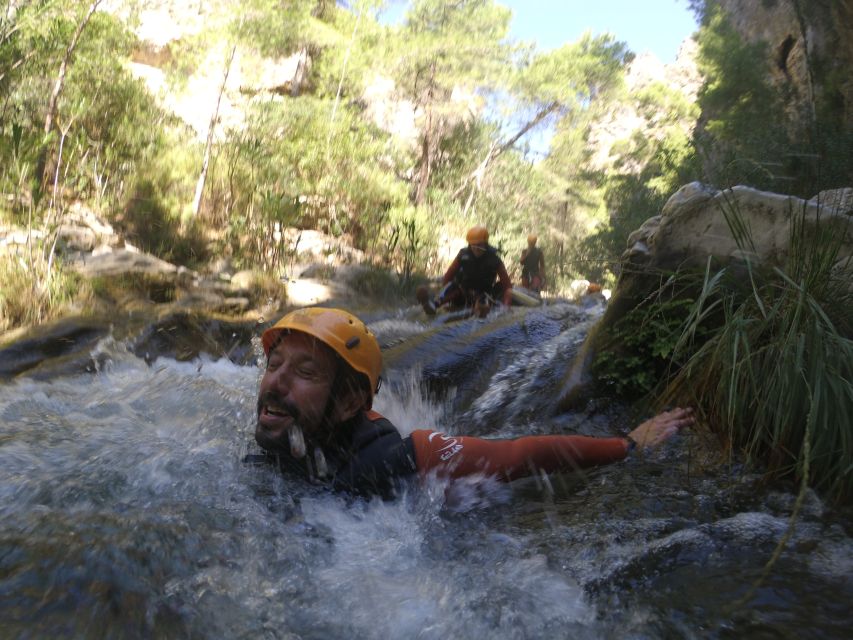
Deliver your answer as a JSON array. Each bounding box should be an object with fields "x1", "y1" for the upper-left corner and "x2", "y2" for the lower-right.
[
  {"x1": 262, "y1": 307, "x2": 382, "y2": 406},
  {"x1": 527, "y1": 234, "x2": 538, "y2": 245},
  {"x1": 466, "y1": 225, "x2": 489, "y2": 245}
]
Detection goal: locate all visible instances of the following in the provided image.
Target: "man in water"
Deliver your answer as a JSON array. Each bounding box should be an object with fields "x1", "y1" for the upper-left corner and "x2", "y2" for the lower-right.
[
  {"x1": 252, "y1": 307, "x2": 694, "y2": 499},
  {"x1": 416, "y1": 225, "x2": 513, "y2": 318},
  {"x1": 520, "y1": 234, "x2": 545, "y2": 293}
]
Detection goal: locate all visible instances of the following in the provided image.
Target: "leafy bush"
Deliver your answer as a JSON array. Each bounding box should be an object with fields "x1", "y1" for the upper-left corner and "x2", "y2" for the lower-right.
[{"x1": 593, "y1": 294, "x2": 698, "y2": 398}]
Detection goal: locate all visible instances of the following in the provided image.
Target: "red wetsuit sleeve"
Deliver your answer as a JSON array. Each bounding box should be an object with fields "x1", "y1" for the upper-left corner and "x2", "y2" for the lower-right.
[
  {"x1": 442, "y1": 257, "x2": 461, "y2": 286},
  {"x1": 409, "y1": 430, "x2": 629, "y2": 481},
  {"x1": 497, "y1": 262, "x2": 513, "y2": 306}
]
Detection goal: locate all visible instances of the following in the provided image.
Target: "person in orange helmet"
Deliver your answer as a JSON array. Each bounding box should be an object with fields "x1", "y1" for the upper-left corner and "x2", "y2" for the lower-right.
[
  {"x1": 417, "y1": 225, "x2": 513, "y2": 318},
  {"x1": 249, "y1": 306, "x2": 694, "y2": 499},
  {"x1": 520, "y1": 234, "x2": 546, "y2": 293}
]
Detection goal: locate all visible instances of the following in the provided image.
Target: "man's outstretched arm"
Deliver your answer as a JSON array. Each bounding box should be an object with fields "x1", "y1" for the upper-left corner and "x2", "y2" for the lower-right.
[{"x1": 409, "y1": 407, "x2": 694, "y2": 481}]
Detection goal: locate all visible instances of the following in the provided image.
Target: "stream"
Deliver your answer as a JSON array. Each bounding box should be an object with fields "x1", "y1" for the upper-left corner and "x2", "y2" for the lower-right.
[{"x1": 1, "y1": 302, "x2": 851, "y2": 638}]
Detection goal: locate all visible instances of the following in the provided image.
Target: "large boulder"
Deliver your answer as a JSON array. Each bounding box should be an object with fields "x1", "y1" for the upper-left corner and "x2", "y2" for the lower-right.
[
  {"x1": 623, "y1": 183, "x2": 853, "y2": 271},
  {"x1": 556, "y1": 183, "x2": 853, "y2": 411}
]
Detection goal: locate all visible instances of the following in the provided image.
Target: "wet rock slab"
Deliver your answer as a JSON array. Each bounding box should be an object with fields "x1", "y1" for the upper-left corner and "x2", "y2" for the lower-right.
[
  {"x1": 0, "y1": 318, "x2": 110, "y2": 380},
  {"x1": 0, "y1": 311, "x2": 268, "y2": 382}
]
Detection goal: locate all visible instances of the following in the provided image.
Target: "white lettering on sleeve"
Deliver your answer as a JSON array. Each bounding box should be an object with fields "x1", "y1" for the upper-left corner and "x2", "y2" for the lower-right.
[{"x1": 426, "y1": 431, "x2": 464, "y2": 462}]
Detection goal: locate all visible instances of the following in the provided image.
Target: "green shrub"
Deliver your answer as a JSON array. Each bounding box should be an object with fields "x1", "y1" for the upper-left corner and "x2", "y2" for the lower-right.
[
  {"x1": 244, "y1": 270, "x2": 288, "y2": 309},
  {"x1": 592, "y1": 294, "x2": 698, "y2": 398}
]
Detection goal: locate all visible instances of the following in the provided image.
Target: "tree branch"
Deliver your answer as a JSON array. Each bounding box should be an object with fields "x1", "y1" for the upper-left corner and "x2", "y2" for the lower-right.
[{"x1": 452, "y1": 101, "x2": 559, "y2": 201}]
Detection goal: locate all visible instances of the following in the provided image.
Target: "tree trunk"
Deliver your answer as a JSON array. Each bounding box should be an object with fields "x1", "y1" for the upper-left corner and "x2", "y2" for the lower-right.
[
  {"x1": 38, "y1": 0, "x2": 102, "y2": 188},
  {"x1": 790, "y1": 0, "x2": 817, "y2": 136},
  {"x1": 413, "y1": 64, "x2": 438, "y2": 205},
  {"x1": 192, "y1": 42, "x2": 237, "y2": 217},
  {"x1": 414, "y1": 120, "x2": 434, "y2": 205},
  {"x1": 290, "y1": 47, "x2": 308, "y2": 97}
]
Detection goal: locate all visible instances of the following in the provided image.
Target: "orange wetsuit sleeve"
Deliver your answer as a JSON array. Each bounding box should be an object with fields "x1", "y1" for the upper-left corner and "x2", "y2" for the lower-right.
[
  {"x1": 409, "y1": 430, "x2": 630, "y2": 482},
  {"x1": 497, "y1": 262, "x2": 513, "y2": 306},
  {"x1": 442, "y1": 256, "x2": 461, "y2": 286}
]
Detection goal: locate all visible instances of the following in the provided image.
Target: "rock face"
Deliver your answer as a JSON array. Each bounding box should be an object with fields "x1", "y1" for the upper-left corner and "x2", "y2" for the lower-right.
[
  {"x1": 714, "y1": 0, "x2": 853, "y2": 137},
  {"x1": 624, "y1": 182, "x2": 853, "y2": 270},
  {"x1": 587, "y1": 40, "x2": 701, "y2": 172}
]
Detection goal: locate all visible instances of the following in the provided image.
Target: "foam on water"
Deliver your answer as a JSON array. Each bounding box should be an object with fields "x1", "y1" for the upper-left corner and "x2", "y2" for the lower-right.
[{"x1": 0, "y1": 340, "x2": 602, "y2": 638}]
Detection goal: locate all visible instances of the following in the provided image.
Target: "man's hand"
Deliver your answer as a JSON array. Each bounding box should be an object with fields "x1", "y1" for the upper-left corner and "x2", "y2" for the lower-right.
[{"x1": 628, "y1": 407, "x2": 694, "y2": 451}]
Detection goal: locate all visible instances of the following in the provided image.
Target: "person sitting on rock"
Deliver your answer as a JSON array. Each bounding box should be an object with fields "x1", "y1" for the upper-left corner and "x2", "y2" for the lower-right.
[
  {"x1": 416, "y1": 225, "x2": 513, "y2": 318},
  {"x1": 248, "y1": 306, "x2": 695, "y2": 500},
  {"x1": 520, "y1": 234, "x2": 545, "y2": 293}
]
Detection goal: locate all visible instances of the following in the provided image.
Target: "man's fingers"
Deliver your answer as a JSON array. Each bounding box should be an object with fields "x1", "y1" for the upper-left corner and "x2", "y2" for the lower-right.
[
  {"x1": 657, "y1": 407, "x2": 694, "y2": 426},
  {"x1": 629, "y1": 407, "x2": 695, "y2": 450},
  {"x1": 661, "y1": 407, "x2": 692, "y2": 419}
]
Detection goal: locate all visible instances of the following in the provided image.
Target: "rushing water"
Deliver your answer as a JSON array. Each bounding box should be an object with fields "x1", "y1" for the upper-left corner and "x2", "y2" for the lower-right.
[{"x1": 1, "y1": 305, "x2": 851, "y2": 639}]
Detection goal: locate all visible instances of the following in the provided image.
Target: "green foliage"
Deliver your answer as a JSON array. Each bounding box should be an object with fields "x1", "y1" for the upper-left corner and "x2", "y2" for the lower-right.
[
  {"x1": 213, "y1": 95, "x2": 408, "y2": 271},
  {"x1": 396, "y1": 0, "x2": 515, "y2": 96},
  {"x1": 511, "y1": 32, "x2": 627, "y2": 109},
  {"x1": 581, "y1": 126, "x2": 700, "y2": 283},
  {"x1": 693, "y1": 4, "x2": 790, "y2": 191},
  {"x1": 593, "y1": 296, "x2": 698, "y2": 398},
  {"x1": 116, "y1": 178, "x2": 209, "y2": 265},
  {"x1": 0, "y1": 4, "x2": 172, "y2": 218},
  {"x1": 346, "y1": 264, "x2": 417, "y2": 304},
  {"x1": 310, "y1": 1, "x2": 391, "y2": 100},
  {"x1": 691, "y1": 1, "x2": 853, "y2": 194},
  {"x1": 569, "y1": 79, "x2": 700, "y2": 284},
  {"x1": 663, "y1": 199, "x2": 853, "y2": 500},
  {"x1": 238, "y1": 0, "x2": 338, "y2": 59}
]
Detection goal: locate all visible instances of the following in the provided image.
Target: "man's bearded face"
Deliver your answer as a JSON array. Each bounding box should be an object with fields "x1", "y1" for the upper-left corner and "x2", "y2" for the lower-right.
[{"x1": 255, "y1": 332, "x2": 337, "y2": 454}]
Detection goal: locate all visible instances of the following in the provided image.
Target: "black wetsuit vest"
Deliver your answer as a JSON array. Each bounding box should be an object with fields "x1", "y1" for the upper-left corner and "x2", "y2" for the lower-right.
[
  {"x1": 455, "y1": 245, "x2": 502, "y2": 292},
  {"x1": 246, "y1": 412, "x2": 417, "y2": 500},
  {"x1": 331, "y1": 412, "x2": 417, "y2": 498},
  {"x1": 521, "y1": 246, "x2": 543, "y2": 280}
]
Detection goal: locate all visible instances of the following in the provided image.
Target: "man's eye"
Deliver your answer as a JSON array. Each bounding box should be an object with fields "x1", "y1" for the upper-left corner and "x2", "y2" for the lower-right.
[
  {"x1": 297, "y1": 367, "x2": 318, "y2": 379},
  {"x1": 266, "y1": 359, "x2": 281, "y2": 371}
]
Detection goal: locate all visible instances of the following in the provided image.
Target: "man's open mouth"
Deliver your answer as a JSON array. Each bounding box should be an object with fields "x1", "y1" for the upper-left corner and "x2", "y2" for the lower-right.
[
  {"x1": 258, "y1": 392, "x2": 299, "y2": 423},
  {"x1": 263, "y1": 402, "x2": 292, "y2": 418}
]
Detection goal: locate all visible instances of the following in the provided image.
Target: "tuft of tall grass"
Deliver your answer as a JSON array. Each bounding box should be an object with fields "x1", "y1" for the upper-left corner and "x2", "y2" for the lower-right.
[
  {"x1": 0, "y1": 251, "x2": 87, "y2": 334},
  {"x1": 662, "y1": 194, "x2": 853, "y2": 501}
]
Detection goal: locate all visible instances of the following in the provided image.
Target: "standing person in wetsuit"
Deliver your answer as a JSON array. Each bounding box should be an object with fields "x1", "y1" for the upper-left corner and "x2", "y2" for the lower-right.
[
  {"x1": 416, "y1": 225, "x2": 513, "y2": 318},
  {"x1": 251, "y1": 306, "x2": 694, "y2": 499},
  {"x1": 520, "y1": 234, "x2": 545, "y2": 293}
]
